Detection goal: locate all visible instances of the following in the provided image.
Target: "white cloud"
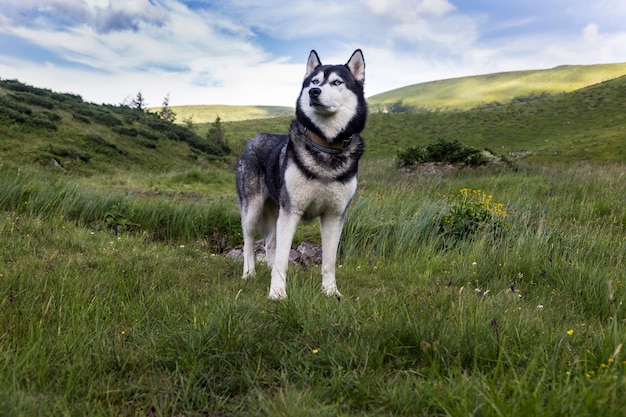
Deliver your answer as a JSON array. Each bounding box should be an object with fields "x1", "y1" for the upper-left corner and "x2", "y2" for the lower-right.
[
  {"x1": 0, "y1": 0, "x2": 309, "y2": 106},
  {"x1": 0, "y1": 0, "x2": 168, "y2": 32},
  {"x1": 1, "y1": 0, "x2": 626, "y2": 106},
  {"x1": 364, "y1": 0, "x2": 455, "y2": 20},
  {"x1": 582, "y1": 23, "x2": 601, "y2": 43},
  {"x1": 415, "y1": 0, "x2": 456, "y2": 16}
]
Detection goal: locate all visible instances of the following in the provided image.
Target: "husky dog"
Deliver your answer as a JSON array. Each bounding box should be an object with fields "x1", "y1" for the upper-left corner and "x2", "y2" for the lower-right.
[{"x1": 236, "y1": 49, "x2": 366, "y2": 300}]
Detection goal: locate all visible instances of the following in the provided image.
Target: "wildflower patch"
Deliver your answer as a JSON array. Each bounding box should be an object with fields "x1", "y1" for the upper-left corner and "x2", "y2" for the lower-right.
[{"x1": 440, "y1": 188, "x2": 510, "y2": 241}]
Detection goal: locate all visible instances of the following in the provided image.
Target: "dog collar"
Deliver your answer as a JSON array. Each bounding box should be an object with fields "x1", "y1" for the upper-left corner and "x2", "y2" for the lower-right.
[{"x1": 305, "y1": 128, "x2": 352, "y2": 154}]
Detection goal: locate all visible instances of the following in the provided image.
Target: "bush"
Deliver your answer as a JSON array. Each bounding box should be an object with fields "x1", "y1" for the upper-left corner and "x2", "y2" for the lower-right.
[
  {"x1": 439, "y1": 188, "x2": 509, "y2": 241},
  {"x1": 396, "y1": 139, "x2": 506, "y2": 169},
  {"x1": 30, "y1": 115, "x2": 58, "y2": 130},
  {"x1": 385, "y1": 100, "x2": 415, "y2": 113},
  {"x1": 0, "y1": 96, "x2": 33, "y2": 117},
  {"x1": 9, "y1": 92, "x2": 56, "y2": 109},
  {"x1": 113, "y1": 126, "x2": 138, "y2": 137},
  {"x1": 396, "y1": 147, "x2": 426, "y2": 170},
  {"x1": 72, "y1": 113, "x2": 92, "y2": 124},
  {"x1": 91, "y1": 109, "x2": 122, "y2": 127}
]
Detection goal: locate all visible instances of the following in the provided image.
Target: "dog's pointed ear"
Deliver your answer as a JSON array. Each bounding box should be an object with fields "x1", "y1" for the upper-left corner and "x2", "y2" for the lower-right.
[
  {"x1": 346, "y1": 49, "x2": 365, "y2": 84},
  {"x1": 305, "y1": 50, "x2": 322, "y2": 78}
]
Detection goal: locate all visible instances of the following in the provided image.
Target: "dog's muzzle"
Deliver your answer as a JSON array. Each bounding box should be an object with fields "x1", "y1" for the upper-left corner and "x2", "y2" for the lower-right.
[
  {"x1": 308, "y1": 87, "x2": 322, "y2": 107},
  {"x1": 309, "y1": 87, "x2": 321, "y2": 98}
]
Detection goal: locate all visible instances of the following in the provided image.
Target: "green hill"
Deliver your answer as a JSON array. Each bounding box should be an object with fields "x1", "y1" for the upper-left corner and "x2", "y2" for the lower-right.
[
  {"x1": 149, "y1": 104, "x2": 294, "y2": 124},
  {"x1": 0, "y1": 79, "x2": 229, "y2": 175},
  {"x1": 363, "y1": 75, "x2": 626, "y2": 163},
  {"x1": 368, "y1": 62, "x2": 626, "y2": 111}
]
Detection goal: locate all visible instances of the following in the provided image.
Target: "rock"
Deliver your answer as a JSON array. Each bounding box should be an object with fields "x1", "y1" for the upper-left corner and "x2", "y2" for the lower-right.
[
  {"x1": 296, "y1": 241, "x2": 322, "y2": 266},
  {"x1": 225, "y1": 240, "x2": 322, "y2": 267}
]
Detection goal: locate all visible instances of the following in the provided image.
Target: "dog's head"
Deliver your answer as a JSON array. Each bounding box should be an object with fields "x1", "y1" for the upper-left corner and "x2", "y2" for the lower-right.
[{"x1": 296, "y1": 49, "x2": 367, "y2": 143}]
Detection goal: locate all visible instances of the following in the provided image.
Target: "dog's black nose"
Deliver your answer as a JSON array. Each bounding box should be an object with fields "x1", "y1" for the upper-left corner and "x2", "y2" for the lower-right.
[{"x1": 309, "y1": 87, "x2": 321, "y2": 98}]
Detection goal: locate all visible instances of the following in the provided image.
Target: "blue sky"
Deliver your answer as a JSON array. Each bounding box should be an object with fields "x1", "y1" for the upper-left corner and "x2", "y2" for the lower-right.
[{"x1": 1, "y1": 0, "x2": 626, "y2": 106}]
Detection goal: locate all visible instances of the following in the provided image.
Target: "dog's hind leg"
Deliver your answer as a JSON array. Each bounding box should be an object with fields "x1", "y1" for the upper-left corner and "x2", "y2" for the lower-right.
[
  {"x1": 240, "y1": 197, "x2": 264, "y2": 280},
  {"x1": 268, "y1": 209, "x2": 301, "y2": 300},
  {"x1": 319, "y1": 213, "x2": 345, "y2": 299}
]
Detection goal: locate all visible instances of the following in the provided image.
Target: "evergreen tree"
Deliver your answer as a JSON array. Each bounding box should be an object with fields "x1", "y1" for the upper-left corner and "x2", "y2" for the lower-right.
[
  {"x1": 130, "y1": 91, "x2": 147, "y2": 110},
  {"x1": 158, "y1": 93, "x2": 176, "y2": 122},
  {"x1": 206, "y1": 116, "x2": 230, "y2": 155}
]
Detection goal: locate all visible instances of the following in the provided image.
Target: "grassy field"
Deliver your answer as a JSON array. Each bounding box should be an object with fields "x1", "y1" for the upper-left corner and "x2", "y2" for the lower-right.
[
  {"x1": 1, "y1": 160, "x2": 625, "y2": 416},
  {"x1": 1, "y1": 72, "x2": 626, "y2": 415}
]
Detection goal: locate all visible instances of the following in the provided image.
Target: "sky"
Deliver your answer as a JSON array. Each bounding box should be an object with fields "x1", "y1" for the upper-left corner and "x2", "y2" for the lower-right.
[{"x1": 1, "y1": 0, "x2": 626, "y2": 107}]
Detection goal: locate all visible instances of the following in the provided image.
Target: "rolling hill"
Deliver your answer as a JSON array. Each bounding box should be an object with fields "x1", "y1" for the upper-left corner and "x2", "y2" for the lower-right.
[
  {"x1": 2, "y1": 59, "x2": 626, "y2": 175},
  {"x1": 148, "y1": 104, "x2": 293, "y2": 124},
  {"x1": 362, "y1": 74, "x2": 626, "y2": 163},
  {"x1": 0, "y1": 79, "x2": 229, "y2": 175},
  {"x1": 368, "y1": 62, "x2": 626, "y2": 111}
]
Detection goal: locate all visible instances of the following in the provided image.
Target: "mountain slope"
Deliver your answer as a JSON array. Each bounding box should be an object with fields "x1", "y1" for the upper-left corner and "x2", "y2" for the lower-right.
[
  {"x1": 363, "y1": 75, "x2": 626, "y2": 163},
  {"x1": 0, "y1": 79, "x2": 229, "y2": 175},
  {"x1": 368, "y1": 62, "x2": 626, "y2": 111},
  {"x1": 149, "y1": 104, "x2": 294, "y2": 124}
]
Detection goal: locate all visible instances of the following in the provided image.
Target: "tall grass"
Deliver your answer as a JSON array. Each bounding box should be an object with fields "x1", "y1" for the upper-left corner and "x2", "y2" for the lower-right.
[
  {"x1": 1, "y1": 161, "x2": 625, "y2": 416},
  {"x1": 0, "y1": 165, "x2": 240, "y2": 251}
]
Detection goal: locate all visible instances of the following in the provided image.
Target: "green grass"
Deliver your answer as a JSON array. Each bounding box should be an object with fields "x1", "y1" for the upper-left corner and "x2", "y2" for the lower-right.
[
  {"x1": 368, "y1": 62, "x2": 626, "y2": 111},
  {"x1": 2, "y1": 69, "x2": 626, "y2": 416},
  {"x1": 2, "y1": 161, "x2": 625, "y2": 416}
]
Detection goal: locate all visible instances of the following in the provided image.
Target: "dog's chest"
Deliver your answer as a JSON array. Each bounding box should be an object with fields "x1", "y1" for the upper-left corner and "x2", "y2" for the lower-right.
[{"x1": 283, "y1": 163, "x2": 357, "y2": 217}]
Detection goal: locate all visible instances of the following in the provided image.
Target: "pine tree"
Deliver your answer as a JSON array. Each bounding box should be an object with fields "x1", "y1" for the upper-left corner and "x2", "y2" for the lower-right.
[
  {"x1": 158, "y1": 93, "x2": 176, "y2": 122},
  {"x1": 132, "y1": 91, "x2": 147, "y2": 110},
  {"x1": 206, "y1": 116, "x2": 230, "y2": 155}
]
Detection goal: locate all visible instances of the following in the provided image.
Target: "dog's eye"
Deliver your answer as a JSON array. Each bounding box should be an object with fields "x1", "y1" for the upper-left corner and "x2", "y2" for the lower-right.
[
  {"x1": 332, "y1": 80, "x2": 343, "y2": 86},
  {"x1": 311, "y1": 79, "x2": 320, "y2": 85}
]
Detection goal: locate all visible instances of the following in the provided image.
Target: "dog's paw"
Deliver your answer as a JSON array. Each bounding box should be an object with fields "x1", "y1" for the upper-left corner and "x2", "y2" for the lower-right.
[
  {"x1": 268, "y1": 287, "x2": 287, "y2": 301},
  {"x1": 322, "y1": 286, "x2": 342, "y2": 300},
  {"x1": 242, "y1": 270, "x2": 256, "y2": 280}
]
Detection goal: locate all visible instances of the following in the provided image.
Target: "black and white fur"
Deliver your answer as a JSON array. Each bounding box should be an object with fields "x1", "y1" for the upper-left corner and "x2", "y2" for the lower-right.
[{"x1": 236, "y1": 49, "x2": 366, "y2": 300}]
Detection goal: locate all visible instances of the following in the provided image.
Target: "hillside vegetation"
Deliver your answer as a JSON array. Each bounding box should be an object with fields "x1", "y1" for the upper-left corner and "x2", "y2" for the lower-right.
[
  {"x1": 368, "y1": 62, "x2": 626, "y2": 111},
  {"x1": 0, "y1": 79, "x2": 229, "y2": 175}
]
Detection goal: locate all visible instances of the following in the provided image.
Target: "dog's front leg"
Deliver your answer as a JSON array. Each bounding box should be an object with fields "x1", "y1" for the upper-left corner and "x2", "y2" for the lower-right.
[
  {"x1": 268, "y1": 208, "x2": 301, "y2": 300},
  {"x1": 320, "y1": 213, "x2": 344, "y2": 299}
]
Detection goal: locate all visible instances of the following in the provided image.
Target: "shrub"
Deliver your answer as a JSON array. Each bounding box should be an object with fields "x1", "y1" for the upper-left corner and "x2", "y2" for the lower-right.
[
  {"x1": 43, "y1": 111, "x2": 62, "y2": 123},
  {"x1": 104, "y1": 203, "x2": 140, "y2": 233},
  {"x1": 72, "y1": 113, "x2": 92, "y2": 124},
  {"x1": 396, "y1": 139, "x2": 506, "y2": 169},
  {"x1": 30, "y1": 115, "x2": 58, "y2": 130},
  {"x1": 91, "y1": 110, "x2": 122, "y2": 127},
  {"x1": 440, "y1": 188, "x2": 509, "y2": 241},
  {"x1": 396, "y1": 147, "x2": 426, "y2": 170},
  {"x1": 9, "y1": 92, "x2": 56, "y2": 109},
  {"x1": 385, "y1": 100, "x2": 415, "y2": 113},
  {"x1": 0, "y1": 96, "x2": 33, "y2": 117},
  {"x1": 113, "y1": 126, "x2": 138, "y2": 137}
]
